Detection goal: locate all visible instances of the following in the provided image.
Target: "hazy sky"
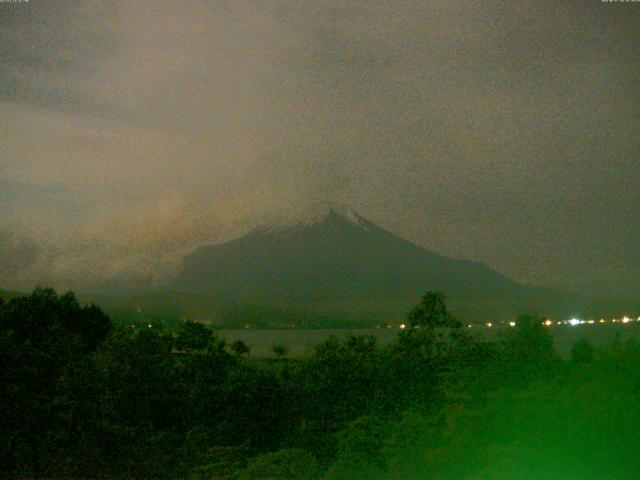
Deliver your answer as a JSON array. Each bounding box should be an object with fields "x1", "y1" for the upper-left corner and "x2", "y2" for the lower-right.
[{"x1": 1, "y1": 0, "x2": 639, "y2": 297}]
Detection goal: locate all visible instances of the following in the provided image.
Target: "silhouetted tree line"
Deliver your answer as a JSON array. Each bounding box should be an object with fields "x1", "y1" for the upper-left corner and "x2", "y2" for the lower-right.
[{"x1": 1, "y1": 289, "x2": 639, "y2": 479}]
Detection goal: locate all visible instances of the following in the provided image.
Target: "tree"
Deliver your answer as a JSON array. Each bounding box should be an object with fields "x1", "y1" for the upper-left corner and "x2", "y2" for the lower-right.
[
  {"x1": 271, "y1": 344, "x2": 289, "y2": 359},
  {"x1": 324, "y1": 416, "x2": 390, "y2": 480},
  {"x1": 500, "y1": 314, "x2": 558, "y2": 384},
  {"x1": 570, "y1": 337, "x2": 596, "y2": 365},
  {"x1": 237, "y1": 448, "x2": 320, "y2": 480},
  {"x1": 398, "y1": 291, "x2": 465, "y2": 361},
  {"x1": 231, "y1": 339, "x2": 251, "y2": 357},
  {"x1": 407, "y1": 291, "x2": 459, "y2": 329},
  {"x1": 174, "y1": 319, "x2": 224, "y2": 353},
  {"x1": 0, "y1": 288, "x2": 111, "y2": 352},
  {"x1": 0, "y1": 288, "x2": 111, "y2": 475}
]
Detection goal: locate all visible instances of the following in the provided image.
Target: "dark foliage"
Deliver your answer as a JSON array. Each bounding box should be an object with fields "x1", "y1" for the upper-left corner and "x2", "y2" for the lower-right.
[{"x1": 1, "y1": 289, "x2": 639, "y2": 479}]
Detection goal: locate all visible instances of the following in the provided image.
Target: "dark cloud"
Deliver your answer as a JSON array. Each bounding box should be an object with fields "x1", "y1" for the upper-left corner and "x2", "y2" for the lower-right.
[
  {"x1": 0, "y1": 228, "x2": 37, "y2": 278},
  {"x1": 0, "y1": 0, "x2": 638, "y2": 297}
]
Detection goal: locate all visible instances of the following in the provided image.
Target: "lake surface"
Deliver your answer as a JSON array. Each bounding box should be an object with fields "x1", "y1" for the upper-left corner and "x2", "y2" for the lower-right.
[{"x1": 217, "y1": 324, "x2": 640, "y2": 357}]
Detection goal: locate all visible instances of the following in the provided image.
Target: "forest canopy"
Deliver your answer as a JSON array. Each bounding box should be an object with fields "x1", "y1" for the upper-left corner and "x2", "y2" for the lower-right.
[{"x1": 1, "y1": 288, "x2": 639, "y2": 479}]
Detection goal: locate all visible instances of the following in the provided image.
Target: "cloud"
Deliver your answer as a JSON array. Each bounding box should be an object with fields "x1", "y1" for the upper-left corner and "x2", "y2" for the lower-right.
[
  {"x1": 0, "y1": 0, "x2": 638, "y2": 296},
  {"x1": 0, "y1": 227, "x2": 37, "y2": 279}
]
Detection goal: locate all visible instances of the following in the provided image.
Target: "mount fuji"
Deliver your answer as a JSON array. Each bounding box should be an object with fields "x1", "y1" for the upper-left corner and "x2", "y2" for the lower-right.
[{"x1": 167, "y1": 206, "x2": 619, "y2": 325}]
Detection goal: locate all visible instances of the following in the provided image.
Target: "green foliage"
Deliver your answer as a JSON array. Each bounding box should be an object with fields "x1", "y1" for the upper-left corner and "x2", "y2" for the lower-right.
[
  {"x1": 231, "y1": 339, "x2": 251, "y2": 357},
  {"x1": 237, "y1": 448, "x2": 320, "y2": 480},
  {"x1": 3, "y1": 287, "x2": 640, "y2": 479},
  {"x1": 324, "y1": 416, "x2": 390, "y2": 480},
  {"x1": 499, "y1": 313, "x2": 559, "y2": 384},
  {"x1": 407, "y1": 291, "x2": 458, "y2": 329},
  {"x1": 174, "y1": 318, "x2": 220, "y2": 352},
  {"x1": 0, "y1": 287, "x2": 111, "y2": 351},
  {"x1": 271, "y1": 343, "x2": 289, "y2": 359},
  {"x1": 0, "y1": 288, "x2": 112, "y2": 476},
  {"x1": 570, "y1": 337, "x2": 596, "y2": 365}
]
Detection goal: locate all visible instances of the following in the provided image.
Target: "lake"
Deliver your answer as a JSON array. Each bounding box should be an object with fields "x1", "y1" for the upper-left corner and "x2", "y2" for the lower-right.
[{"x1": 217, "y1": 323, "x2": 640, "y2": 357}]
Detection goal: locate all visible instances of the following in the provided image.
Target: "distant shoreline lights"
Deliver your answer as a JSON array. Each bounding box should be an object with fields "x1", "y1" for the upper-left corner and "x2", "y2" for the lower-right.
[{"x1": 457, "y1": 316, "x2": 640, "y2": 329}]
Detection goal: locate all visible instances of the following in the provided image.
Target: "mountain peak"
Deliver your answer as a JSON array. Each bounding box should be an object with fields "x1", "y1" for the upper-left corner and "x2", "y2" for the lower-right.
[
  {"x1": 306, "y1": 202, "x2": 370, "y2": 227},
  {"x1": 172, "y1": 200, "x2": 531, "y2": 322},
  {"x1": 254, "y1": 203, "x2": 372, "y2": 235}
]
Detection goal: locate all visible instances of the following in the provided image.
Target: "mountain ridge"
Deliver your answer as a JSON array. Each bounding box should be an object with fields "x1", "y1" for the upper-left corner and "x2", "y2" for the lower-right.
[
  {"x1": 33, "y1": 207, "x2": 633, "y2": 327},
  {"x1": 167, "y1": 207, "x2": 599, "y2": 326},
  {"x1": 172, "y1": 207, "x2": 523, "y2": 299}
]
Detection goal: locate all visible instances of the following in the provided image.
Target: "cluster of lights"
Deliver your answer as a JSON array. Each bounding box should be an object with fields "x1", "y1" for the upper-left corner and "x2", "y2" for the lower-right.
[
  {"x1": 559, "y1": 316, "x2": 640, "y2": 327},
  {"x1": 393, "y1": 316, "x2": 640, "y2": 330},
  {"x1": 462, "y1": 315, "x2": 640, "y2": 329}
]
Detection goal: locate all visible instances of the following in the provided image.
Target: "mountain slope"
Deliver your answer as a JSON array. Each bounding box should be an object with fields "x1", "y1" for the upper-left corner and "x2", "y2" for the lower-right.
[
  {"x1": 169, "y1": 207, "x2": 576, "y2": 325},
  {"x1": 172, "y1": 208, "x2": 526, "y2": 301}
]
